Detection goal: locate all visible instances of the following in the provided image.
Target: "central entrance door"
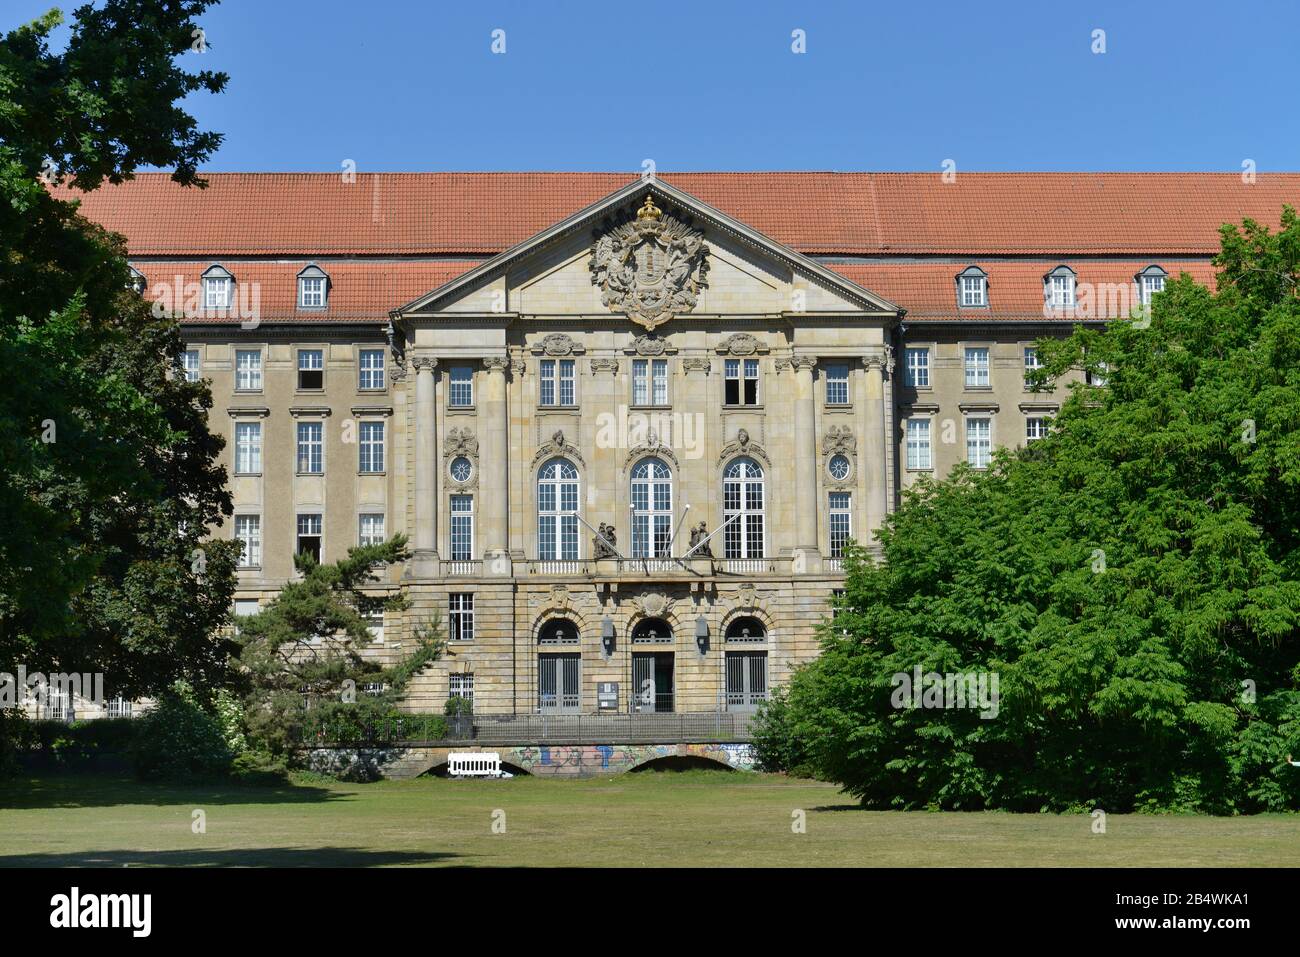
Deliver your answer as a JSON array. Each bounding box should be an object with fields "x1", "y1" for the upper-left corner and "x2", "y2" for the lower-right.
[{"x1": 632, "y1": 652, "x2": 675, "y2": 713}]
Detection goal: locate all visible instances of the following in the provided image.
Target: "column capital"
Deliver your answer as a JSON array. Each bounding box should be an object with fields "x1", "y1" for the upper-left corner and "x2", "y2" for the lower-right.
[
  {"x1": 482, "y1": 355, "x2": 510, "y2": 373},
  {"x1": 790, "y1": 354, "x2": 818, "y2": 372},
  {"x1": 411, "y1": 355, "x2": 438, "y2": 372}
]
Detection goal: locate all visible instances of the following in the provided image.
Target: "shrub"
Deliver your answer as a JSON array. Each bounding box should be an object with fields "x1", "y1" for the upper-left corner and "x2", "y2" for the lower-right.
[
  {"x1": 444, "y1": 695, "x2": 473, "y2": 717},
  {"x1": 128, "y1": 689, "x2": 232, "y2": 781},
  {"x1": 749, "y1": 689, "x2": 814, "y2": 776}
]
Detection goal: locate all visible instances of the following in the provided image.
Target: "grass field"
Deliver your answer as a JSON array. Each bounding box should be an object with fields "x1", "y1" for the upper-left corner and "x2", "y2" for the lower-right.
[{"x1": 2, "y1": 770, "x2": 1299, "y2": 867}]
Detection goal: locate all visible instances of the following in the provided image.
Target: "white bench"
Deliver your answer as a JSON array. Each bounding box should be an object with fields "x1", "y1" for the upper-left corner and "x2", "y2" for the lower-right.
[{"x1": 447, "y1": 751, "x2": 511, "y2": 778}]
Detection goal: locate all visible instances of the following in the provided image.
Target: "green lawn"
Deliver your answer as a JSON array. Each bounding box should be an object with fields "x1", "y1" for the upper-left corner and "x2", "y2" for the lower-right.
[{"x1": 2, "y1": 770, "x2": 1298, "y2": 867}]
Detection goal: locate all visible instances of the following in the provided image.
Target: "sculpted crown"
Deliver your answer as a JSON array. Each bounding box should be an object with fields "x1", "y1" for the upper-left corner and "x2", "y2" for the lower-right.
[{"x1": 636, "y1": 194, "x2": 663, "y2": 222}]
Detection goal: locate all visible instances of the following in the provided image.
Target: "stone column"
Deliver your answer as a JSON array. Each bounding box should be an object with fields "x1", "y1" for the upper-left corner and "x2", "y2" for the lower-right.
[
  {"x1": 862, "y1": 348, "x2": 888, "y2": 554},
  {"x1": 410, "y1": 356, "x2": 438, "y2": 576},
  {"x1": 481, "y1": 356, "x2": 511, "y2": 573},
  {"x1": 791, "y1": 354, "x2": 819, "y2": 569}
]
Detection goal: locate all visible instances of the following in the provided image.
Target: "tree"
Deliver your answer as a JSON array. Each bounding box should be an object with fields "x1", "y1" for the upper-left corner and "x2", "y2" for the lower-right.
[
  {"x1": 770, "y1": 207, "x2": 1300, "y2": 813},
  {"x1": 233, "y1": 537, "x2": 445, "y2": 759},
  {"x1": 0, "y1": 2, "x2": 236, "y2": 699}
]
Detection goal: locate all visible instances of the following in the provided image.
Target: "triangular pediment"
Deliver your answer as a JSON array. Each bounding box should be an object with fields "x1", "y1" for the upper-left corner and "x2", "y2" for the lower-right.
[{"x1": 395, "y1": 178, "x2": 900, "y2": 322}]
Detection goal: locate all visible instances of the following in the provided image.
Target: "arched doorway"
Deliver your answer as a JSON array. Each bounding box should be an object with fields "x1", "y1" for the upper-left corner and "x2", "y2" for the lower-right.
[
  {"x1": 538, "y1": 618, "x2": 580, "y2": 713},
  {"x1": 631, "y1": 618, "x2": 674, "y2": 713},
  {"x1": 724, "y1": 617, "x2": 768, "y2": 713}
]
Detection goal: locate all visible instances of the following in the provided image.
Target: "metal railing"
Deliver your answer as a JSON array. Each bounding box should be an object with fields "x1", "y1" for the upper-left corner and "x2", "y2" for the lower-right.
[{"x1": 304, "y1": 710, "x2": 756, "y2": 747}]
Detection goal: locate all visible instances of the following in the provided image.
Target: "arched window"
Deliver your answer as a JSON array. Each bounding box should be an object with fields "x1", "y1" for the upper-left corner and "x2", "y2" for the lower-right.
[
  {"x1": 726, "y1": 616, "x2": 766, "y2": 642},
  {"x1": 538, "y1": 618, "x2": 580, "y2": 645},
  {"x1": 631, "y1": 458, "x2": 673, "y2": 557},
  {"x1": 723, "y1": 457, "x2": 765, "y2": 559},
  {"x1": 537, "y1": 458, "x2": 579, "y2": 560},
  {"x1": 631, "y1": 617, "x2": 673, "y2": 644}
]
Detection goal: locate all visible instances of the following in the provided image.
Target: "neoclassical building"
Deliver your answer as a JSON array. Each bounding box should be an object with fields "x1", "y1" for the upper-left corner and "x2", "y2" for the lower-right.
[{"x1": 70, "y1": 170, "x2": 1298, "y2": 718}]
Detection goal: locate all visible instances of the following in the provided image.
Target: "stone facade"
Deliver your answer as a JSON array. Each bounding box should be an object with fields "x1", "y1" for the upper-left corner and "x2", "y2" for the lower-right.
[{"x1": 181, "y1": 179, "x2": 1095, "y2": 719}]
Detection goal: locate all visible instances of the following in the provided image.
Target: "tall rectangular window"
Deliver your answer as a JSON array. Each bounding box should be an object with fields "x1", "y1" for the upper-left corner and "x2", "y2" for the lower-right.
[
  {"x1": 235, "y1": 349, "x2": 262, "y2": 391},
  {"x1": 358, "y1": 513, "x2": 385, "y2": 547},
  {"x1": 1023, "y1": 347, "x2": 1042, "y2": 391},
  {"x1": 449, "y1": 672, "x2": 474, "y2": 707},
  {"x1": 964, "y1": 347, "x2": 990, "y2": 388},
  {"x1": 1026, "y1": 417, "x2": 1050, "y2": 443},
  {"x1": 632, "y1": 359, "x2": 668, "y2": 405},
  {"x1": 296, "y1": 513, "x2": 322, "y2": 563},
  {"x1": 234, "y1": 422, "x2": 261, "y2": 474},
  {"x1": 297, "y1": 349, "x2": 324, "y2": 390},
  {"x1": 358, "y1": 349, "x2": 385, "y2": 390},
  {"x1": 234, "y1": 515, "x2": 261, "y2": 568},
  {"x1": 449, "y1": 594, "x2": 475, "y2": 641},
  {"x1": 182, "y1": 349, "x2": 200, "y2": 382},
  {"x1": 724, "y1": 358, "x2": 760, "y2": 406},
  {"x1": 906, "y1": 418, "x2": 932, "y2": 470},
  {"x1": 359, "y1": 421, "x2": 385, "y2": 473},
  {"x1": 296, "y1": 421, "x2": 323, "y2": 474},
  {"x1": 905, "y1": 348, "x2": 930, "y2": 388},
  {"x1": 825, "y1": 363, "x2": 849, "y2": 405},
  {"x1": 966, "y1": 417, "x2": 992, "y2": 469},
  {"x1": 1141, "y1": 274, "x2": 1165, "y2": 304},
  {"x1": 450, "y1": 495, "x2": 474, "y2": 560},
  {"x1": 828, "y1": 491, "x2": 851, "y2": 558},
  {"x1": 449, "y1": 366, "x2": 474, "y2": 408},
  {"x1": 539, "y1": 358, "x2": 576, "y2": 407}
]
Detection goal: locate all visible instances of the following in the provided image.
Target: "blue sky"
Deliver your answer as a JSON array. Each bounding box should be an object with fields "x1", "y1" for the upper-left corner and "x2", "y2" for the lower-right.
[{"x1": 11, "y1": 0, "x2": 1299, "y2": 172}]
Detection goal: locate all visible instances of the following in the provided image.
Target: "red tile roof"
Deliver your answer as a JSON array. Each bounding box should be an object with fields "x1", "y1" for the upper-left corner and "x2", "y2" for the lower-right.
[
  {"x1": 63, "y1": 171, "x2": 1297, "y2": 324},
  {"x1": 59, "y1": 171, "x2": 1300, "y2": 257},
  {"x1": 135, "y1": 260, "x2": 477, "y2": 323}
]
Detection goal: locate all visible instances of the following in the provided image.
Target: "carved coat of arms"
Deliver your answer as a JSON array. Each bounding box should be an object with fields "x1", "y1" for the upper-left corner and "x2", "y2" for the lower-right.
[{"x1": 590, "y1": 195, "x2": 709, "y2": 331}]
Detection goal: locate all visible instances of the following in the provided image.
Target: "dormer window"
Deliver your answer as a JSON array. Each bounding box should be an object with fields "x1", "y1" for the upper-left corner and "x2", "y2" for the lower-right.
[
  {"x1": 1136, "y1": 265, "x2": 1167, "y2": 305},
  {"x1": 956, "y1": 266, "x2": 988, "y2": 307},
  {"x1": 1044, "y1": 265, "x2": 1077, "y2": 309},
  {"x1": 127, "y1": 265, "x2": 147, "y2": 294},
  {"x1": 297, "y1": 264, "x2": 329, "y2": 309},
  {"x1": 201, "y1": 265, "x2": 233, "y2": 311}
]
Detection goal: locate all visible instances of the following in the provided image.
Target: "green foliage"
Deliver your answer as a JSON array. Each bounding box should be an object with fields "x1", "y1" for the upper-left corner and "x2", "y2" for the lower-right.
[
  {"x1": 128, "y1": 683, "x2": 232, "y2": 780},
  {"x1": 0, "y1": 2, "x2": 236, "y2": 697},
  {"x1": 780, "y1": 208, "x2": 1300, "y2": 813},
  {"x1": 235, "y1": 537, "x2": 445, "y2": 759},
  {"x1": 749, "y1": 689, "x2": 814, "y2": 776},
  {"x1": 443, "y1": 696, "x2": 473, "y2": 717}
]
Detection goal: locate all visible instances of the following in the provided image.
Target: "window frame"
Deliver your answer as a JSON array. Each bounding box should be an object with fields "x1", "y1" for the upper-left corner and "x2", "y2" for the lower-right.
[
  {"x1": 906, "y1": 417, "x2": 933, "y2": 471},
  {"x1": 630, "y1": 457, "x2": 673, "y2": 558},
  {"x1": 182, "y1": 348, "x2": 201, "y2": 383},
  {"x1": 723, "y1": 457, "x2": 766, "y2": 559},
  {"x1": 904, "y1": 347, "x2": 931, "y2": 389},
  {"x1": 449, "y1": 594, "x2": 476, "y2": 642},
  {"x1": 358, "y1": 512, "x2": 386, "y2": 547},
  {"x1": 297, "y1": 348, "x2": 325, "y2": 391},
  {"x1": 234, "y1": 348, "x2": 263, "y2": 392},
  {"x1": 234, "y1": 420, "x2": 262, "y2": 475},
  {"x1": 234, "y1": 514, "x2": 262, "y2": 569},
  {"x1": 537, "y1": 458, "x2": 580, "y2": 561},
  {"x1": 828, "y1": 490, "x2": 852, "y2": 558},
  {"x1": 296, "y1": 420, "x2": 324, "y2": 475},
  {"x1": 965, "y1": 416, "x2": 993, "y2": 469},
  {"x1": 447, "y1": 365, "x2": 475, "y2": 409},
  {"x1": 631, "y1": 357, "x2": 670, "y2": 408},
  {"x1": 964, "y1": 346, "x2": 991, "y2": 390},
  {"x1": 295, "y1": 512, "x2": 323, "y2": 564},
  {"x1": 823, "y1": 362, "x2": 851, "y2": 407},
  {"x1": 358, "y1": 420, "x2": 386, "y2": 474},
  {"x1": 358, "y1": 348, "x2": 386, "y2": 391},
  {"x1": 539, "y1": 357, "x2": 578, "y2": 408},
  {"x1": 450, "y1": 494, "x2": 474, "y2": 561},
  {"x1": 723, "y1": 357, "x2": 761, "y2": 407},
  {"x1": 955, "y1": 266, "x2": 988, "y2": 308}
]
